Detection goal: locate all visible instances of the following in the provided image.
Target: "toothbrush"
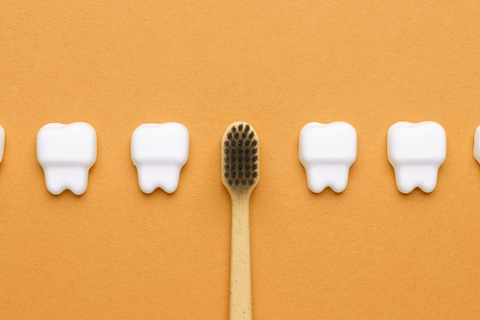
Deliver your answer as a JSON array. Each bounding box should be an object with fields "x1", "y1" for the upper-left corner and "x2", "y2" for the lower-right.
[{"x1": 222, "y1": 122, "x2": 259, "y2": 320}]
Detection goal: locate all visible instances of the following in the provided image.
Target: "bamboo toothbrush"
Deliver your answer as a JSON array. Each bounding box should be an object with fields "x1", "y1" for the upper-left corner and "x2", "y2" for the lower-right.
[{"x1": 222, "y1": 122, "x2": 259, "y2": 320}]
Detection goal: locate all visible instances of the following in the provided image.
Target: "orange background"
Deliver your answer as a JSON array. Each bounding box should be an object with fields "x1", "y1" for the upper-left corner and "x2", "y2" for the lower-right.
[{"x1": 1, "y1": 1, "x2": 480, "y2": 319}]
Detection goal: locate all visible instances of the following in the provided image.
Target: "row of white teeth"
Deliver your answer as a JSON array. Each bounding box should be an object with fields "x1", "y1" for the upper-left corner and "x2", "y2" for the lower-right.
[
  {"x1": 36, "y1": 123, "x2": 190, "y2": 195},
  {"x1": 0, "y1": 121, "x2": 475, "y2": 195},
  {"x1": 300, "y1": 121, "x2": 448, "y2": 194}
]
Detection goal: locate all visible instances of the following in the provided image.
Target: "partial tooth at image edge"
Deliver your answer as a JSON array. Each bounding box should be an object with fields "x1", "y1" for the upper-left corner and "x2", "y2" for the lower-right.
[{"x1": 0, "y1": 125, "x2": 4, "y2": 163}]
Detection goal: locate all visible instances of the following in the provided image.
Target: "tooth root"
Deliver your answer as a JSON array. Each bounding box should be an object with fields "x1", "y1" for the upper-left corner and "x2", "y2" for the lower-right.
[
  {"x1": 307, "y1": 164, "x2": 350, "y2": 193},
  {"x1": 394, "y1": 165, "x2": 439, "y2": 194},
  {"x1": 0, "y1": 125, "x2": 4, "y2": 163},
  {"x1": 388, "y1": 122, "x2": 446, "y2": 194},
  {"x1": 137, "y1": 165, "x2": 181, "y2": 194},
  {"x1": 44, "y1": 166, "x2": 90, "y2": 195},
  {"x1": 37, "y1": 123, "x2": 97, "y2": 195},
  {"x1": 131, "y1": 123, "x2": 189, "y2": 194},
  {"x1": 299, "y1": 122, "x2": 357, "y2": 193}
]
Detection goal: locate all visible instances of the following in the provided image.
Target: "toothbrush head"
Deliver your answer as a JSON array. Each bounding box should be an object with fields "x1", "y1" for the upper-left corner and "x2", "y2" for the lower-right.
[{"x1": 221, "y1": 122, "x2": 259, "y2": 194}]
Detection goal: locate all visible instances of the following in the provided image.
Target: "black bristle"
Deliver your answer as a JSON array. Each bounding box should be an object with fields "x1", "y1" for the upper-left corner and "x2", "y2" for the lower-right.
[{"x1": 224, "y1": 123, "x2": 258, "y2": 188}]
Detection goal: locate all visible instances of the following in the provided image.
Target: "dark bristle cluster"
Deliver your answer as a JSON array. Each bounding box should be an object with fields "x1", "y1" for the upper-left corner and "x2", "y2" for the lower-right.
[{"x1": 224, "y1": 123, "x2": 258, "y2": 187}]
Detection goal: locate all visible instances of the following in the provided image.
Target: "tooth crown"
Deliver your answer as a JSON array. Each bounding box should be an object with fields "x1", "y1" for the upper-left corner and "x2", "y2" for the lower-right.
[
  {"x1": 131, "y1": 122, "x2": 189, "y2": 194},
  {"x1": 0, "y1": 125, "x2": 4, "y2": 163},
  {"x1": 299, "y1": 122, "x2": 357, "y2": 193},
  {"x1": 37, "y1": 123, "x2": 97, "y2": 195},
  {"x1": 388, "y1": 121, "x2": 446, "y2": 194},
  {"x1": 474, "y1": 126, "x2": 480, "y2": 165}
]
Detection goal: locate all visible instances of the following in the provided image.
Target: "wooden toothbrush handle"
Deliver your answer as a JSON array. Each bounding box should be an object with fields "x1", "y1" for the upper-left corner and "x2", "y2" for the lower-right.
[{"x1": 230, "y1": 196, "x2": 252, "y2": 320}]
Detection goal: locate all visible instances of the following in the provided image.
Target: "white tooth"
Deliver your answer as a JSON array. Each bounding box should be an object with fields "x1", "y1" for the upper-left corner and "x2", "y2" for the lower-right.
[
  {"x1": 474, "y1": 126, "x2": 480, "y2": 165},
  {"x1": 299, "y1": 122, "x2": 357, "y2": 193},
  {"x1": 388, "y1": 121, "x2": 446, "y2": 194},
  {"x1": 0, "y1": 125, "x2": 4, "y2": 163},
  {"x1": 131, "y1": 123, "x2": 189, "y2": 194},
  {"x1": 37, "y1": 123, "x2": 97, "y2": 195}
]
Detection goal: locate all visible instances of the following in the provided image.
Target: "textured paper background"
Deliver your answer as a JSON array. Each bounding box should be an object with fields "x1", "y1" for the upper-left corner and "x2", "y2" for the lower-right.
[{"x1": 1, "y1": 1, "x2": 480, "y2": 319}]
